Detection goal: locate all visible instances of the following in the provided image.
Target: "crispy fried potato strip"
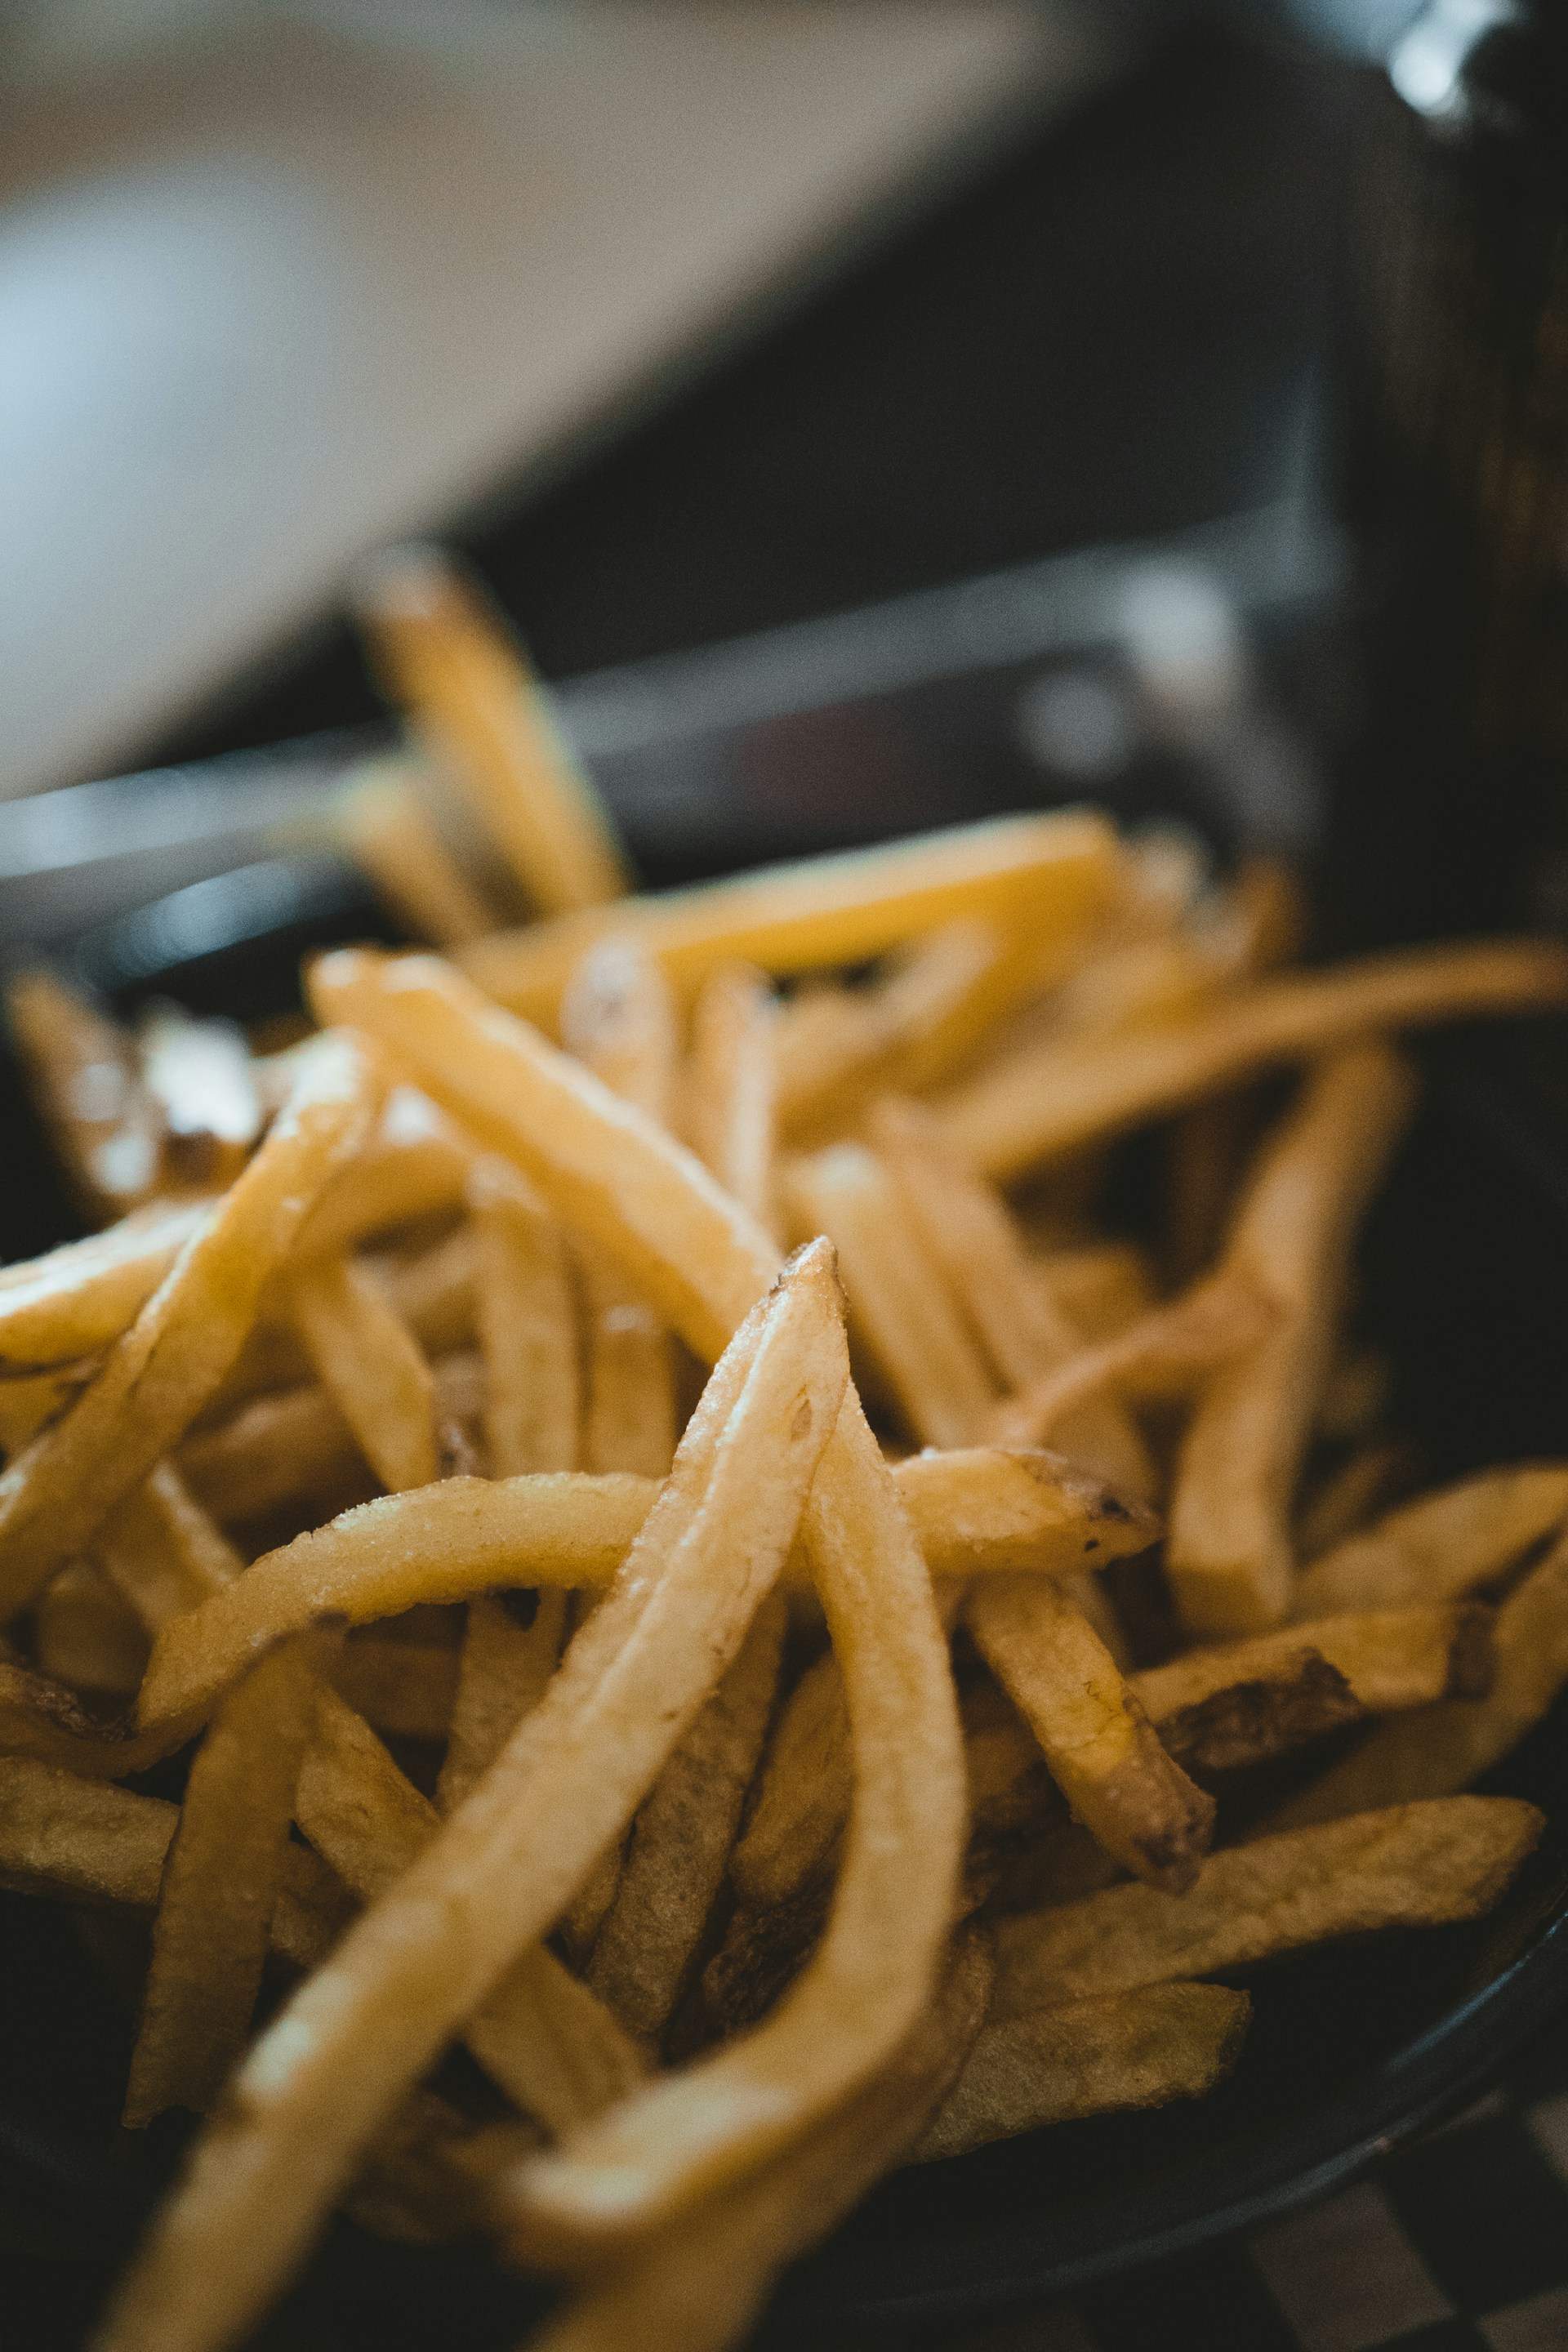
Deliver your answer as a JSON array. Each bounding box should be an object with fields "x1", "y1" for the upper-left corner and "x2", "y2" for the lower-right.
[
  {"x1": 336, "y1": 757, "x2": 501, "y2": 947},
  {"x1": 684, "y1": 963, "x2": 778, "y2": 1234},
  {"x1": 0, "y1": 1200, "x2": 208, "y2": 1374},
  {"x1": 284, "y1": 1253, "x2": 440, "y2": 1494},
  {"x1": 1293, "y1": 1463, "x2": 1568, "y2": 1616},
  {"x1": 991, "y1": 1796, "x2": 1542, "y2": 2016}
]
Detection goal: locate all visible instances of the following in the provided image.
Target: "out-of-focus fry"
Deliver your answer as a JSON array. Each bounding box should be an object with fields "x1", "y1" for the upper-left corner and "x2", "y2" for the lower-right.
[
  {"x1": 727, "y1": 1647, "x2": 849, "y2": 1916},
  {"x1": 333, "y1": 1634, "x2": 457, "y2": 1743},
  {"x1": 284, "y1": 1253, "x2": 439, "y2": 1494},
  {"x1": 588, "y1": 1596, "x2": 787, "y2": 2038},
  {"x1": 139, "y1": 1449, "x2": 1153, "y2": 1738},
  {"x1": 100, "y1": 1245, "x2": 849, "y2": 2352},
  {"x1": 0, "y1": 1033, "x2": 378, "y2": 1621},
  {"x1": 965, "y1": 1576, "x2": 1214, "y2": 1890},
  {"x1": 685, "y1": 964, "x2": 777, "y2": 1233},
  {"x1": 1274, "y1": 1528, "x2": 1568, "y2": 1827},
  {"x1": 1297, "y1": 1440, "x2": 1419, "y2": 1563},
  {"x1": 0, "y1": 1364, "x2": 91, "y2": 1454},
  {"x1": 933, "y1": 938, "x2": 1568, "y2": 1179},
  {"x1": 359, "y1": 547, "x2": 628, "y2": 914},
  {"x1": 992, "y1": 1796, "x2": 1543, "y2": 2016},
  {"x1": 336, "y1": 758, "x2": 500, "y2": 947},
  {"x1": 0, "y1": 1659, "x2": 175, "y2": 1779},
  {"x1": 1035, "y1": 1241, "x2": 1156, "y2": 1343},
  {"x1": 137, "y1": 1001, "x2": 263, "y2": 1192},
  {"x1": 7, "y1": 969, "x2": 163, "y2": 1218},
  {"x1": 786, "y1": 1142, "x2": 995, "y2": 1449},
  {"x1": 469, "y1": 1160, "x2": 578, "y2": 1481},
  {"x1": 915, "y1": 1982, "x2": 1250, "y2": 2163},
  {"x1": 296, "y1": 1085, "x2": 471, "y2": 1258},
  {"x1": 124, "y1": 1632, "x2": 327, "y2": 2127},
  {"x1": 1168, "y1": 1046, "x2": 1415, "y2": 1637},
  {"x1": 0, "y1": 1200, "x2": 212, "y2": 1373},
  {"x1": 988, "y1": 1270, "x2": 1276, "y2": 1450},
  {"x1": 34, "y1": 1563, "x2": 149, "y2": 1695},
  {"x1": 0, "y1": 1757, "x2": 346, "y2": 1970},
  {"x1": 440, "y1": 1591, "x2": 568, "y2": 1811},
  {"x1": 1294, "y1": 1463, "x2": 1568, "y2": 1617},
  {"x1": 1316, "y1": 1347, "x2": 1390, "y2": 1444},
  {"x1": 460, "y1": 809, "x2": 1119, "y2": 1026},
  {"x1": 96, "y1": 1463, "x2": 242, "y2": 1633}
]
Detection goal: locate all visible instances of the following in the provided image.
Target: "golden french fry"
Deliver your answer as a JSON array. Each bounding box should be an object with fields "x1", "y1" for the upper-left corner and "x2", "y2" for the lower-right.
[
  {"x1": 685, "y1": 963, "x2": 778, "y2": 1234},
  {"x1": 7, "y1": 968, "x2": 163, "y2": 1218},
  {"x1": 1273, "y1": 1526, "x2": 1568, "y2": 1828},
  {"x1": 588, "y1": 1596, "x2": 787, "y2": 2038},
  {"x1": 0, "y1": 1757, "x2": 347, "y2": 1970},
  {"x1": 914, "y1": 1982, "x2": 1250, "y2": 2162},
  {"x1": 932, "y1": 937, "x2": 1567, "y2": 1180},
  {"x1": 96, "y1": 1463, "x2": 243, "y2": 1632},
  {"x1": 296, "y1": 1084, "x2": 472, "y2": 1256},
  {"x1": 0, "y1": 1657, "x2": 173, "y2": 1778},
  {"x1": 1168, "y1": 1046, "x2": 1415, "y2": 1637},
  {"x1": 467, "y1": 1161, "x2": 577, "y2": 1480},
  {"x1": 991, "y1": 1796, "x2": 1543, "y2": 2018},
  {"x1": 0, "y1": 1203, "x2": 211, "y2": 1371},
  {"x1": 1296, "y1": 1440, "x2": 1419, "y2": 1563},
  {"x1": 1294, "y1": 1463, "x2": 1568, "y2": 1616},
  {"x1": 124, "y1": 1632, "x2": 327, "y2": 2127},
  {"x1": 136, "y1": 1001, "x2": 262, "y2": 1192},
  {"x1": 0, "y1": 1364, "x2": 92, "y2": 1455},
  {"x1": 1035, "y1": 1240, "x2": 1156, "y2": 1343},
  {"x1": 284, "y1": 1253, "x2": 439, "y2": 1494},
  {"x1": 359, "y1": 547, "x2": 628, "y2": 914},
  {"x1": 33, "y1": 1563, "x2": 149, "y2": 1695},
  {"x1": 460, "y1": 809, "x2": 1118, "y2": 1027},
  {"x1": 0, "y1": 1032, "x2": 379, "y2": 1621},
  {"x1": 440, "y1": 1591, "x2": 568, "y2": 1811},
  {"x1": 965, "y1": 1576, "x2": 1213, "y2": 1890},
  {"x1": 727, "y1": 1646, "x2": 850, "y2": 1916},
  {"x1": 336, "y1": 757, "x2": 501, "y2": 947},
  {"x1": 786, "y1": 1141, "x2": 996, "y2": 1449},
  {"x1": 138, "y1": 1446, "x2": 1152, "y2": 1739},
  {"x1": 99, "y1": 1243, "x2": 850, "y2": 2352}
]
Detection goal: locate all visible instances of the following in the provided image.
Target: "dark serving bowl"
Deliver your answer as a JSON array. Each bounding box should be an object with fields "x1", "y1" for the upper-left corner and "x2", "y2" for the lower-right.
[{"x1": 3, "y1": 785, "x2": 1568, "y2": 2352}]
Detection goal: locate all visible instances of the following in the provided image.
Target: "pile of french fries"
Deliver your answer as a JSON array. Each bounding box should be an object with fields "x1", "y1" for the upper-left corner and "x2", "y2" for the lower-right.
[{"x1": 3, "y1": 551, "x2": 1568, "y2": 2352}]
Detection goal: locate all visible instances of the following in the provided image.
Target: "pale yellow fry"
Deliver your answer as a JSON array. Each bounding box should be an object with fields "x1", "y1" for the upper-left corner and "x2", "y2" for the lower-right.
[
  {"x1": 125, "y1": 1633, "x2": 327, "y2": 2127},
  {"x1": 1296, "y1": 1440, "x2": 1418, "y2": 1563},
  {"x1": 588, "y1": 1596, "x2": 786, "y2": 2038},
  {"x1": 991, "y1": 1796, "x2": 1543, "y2": 2017},
  {"x1": 1168, "y1": 1045, "x2": 1414, "y2": 1637},
  {"x1": 0, "y1": 1033, "x2": 378, "y2": 1620},
  {"x1": 468, "y1": 1160, "x2": 578, "y2": 1481},
  {"x1": 915, "y1": 1983, "x2": 1250, "y2": 2163},
  {"x1": 337, "y1": 757, "x2": 500, "y2": 947},
  {"x1": 138, "y1": 1448, "x2": 1154, "y2": 1739},
  {"x1": 359, "y1": 546, "x2": 628, "y2": 914},
  {"x1": 99, "y1": 1243, "x2": 849, "y2": 2352},
  {"x1": 0, "y1": 1757, "x2": 346, "y2": 1971},
  {"x1": 297, "y1": 1083, "x2": 472, "y2": 1256},
  {"x1": 785, "y1": 1141, "x2": 996, "y2": 1450},
  {"x1": 1293, "y1": 1463, "x2": 1568, "y2": 1616},
  {"x1": 933, "y1": 938, "x2": 1567, "y2": 1179},
  {"x1": 96, "y1": 1463, "x2": 243, "y2": 1633},
  {"x1": 7, "y1": 968, "x2": 163, "y2": 1217},
  {"x1": 461, "y1": 809, "x2": 1119, "y2": 1026},
  {"x1": 297, "y1": 1689, "x2": 646, "y2": 2131},
  {"x1": 0, "y1": 1201, "x2": 210, "y2": 1373},
  {"x1": 1273, "y1": 1527, "x2": 1568, "y2": 1828},
  {"x1": 285, "y1": 1253, "x2": 439, "y2": 1494},
  {"x1": 514, "y1": 1935, "x2": 992, "y2": 2352},
  {"x1": 685, "y1": 963, "x2": 778, "y2": 1234},
  {"x1": 137, "y1": 1001, "x2": 262, "y2": 1192}
]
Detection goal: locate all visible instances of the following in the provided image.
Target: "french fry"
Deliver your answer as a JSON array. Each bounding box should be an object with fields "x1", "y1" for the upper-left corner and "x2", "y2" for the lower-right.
[
  {"x1": 685, "y1": 963, "x2": 778, "y2": 1233},
  {"x1": 0, "y1": 1364, "x2": 91, "y2": 1454},
  {"x1": 336, "y1": 757, "x2": 500, "y2": 947},
  {"x1": 334, "y1": 1634, "x2": 457, "y2": 1743},
  {"x1": 96, "y1": 1463, "x2": 243, "y2": 1632},
  {"x1": 726, "y1": 1646, "x2": 851, "y2": 1915},
  {"x1": 284, "y1": 1253, "x2": 440, "y2": 1494},
  {"x1": 440, "y1": 1591, "x2": 568, "y2": 1811},
  {"x1": 1297, "y1": 1439, "x2": 1419, "y2": 1562},
  {"x1": 468, "y1": 1161, "x2": 578, "y2": 1481},
  {"x1": 1035, "y1": 1240, "x2": 1156, "y2": 1342},
  {"x1": 7, "y1": 968, "x2": 163, "y2": 1218},
  {"x1": 914, "y1": 1982, "x2": 1250, "y2": 2162},
  {"x1": 296, "y1": 1083, "x2": 472, "y2": 1256},
  {"x1": 588, "y1": 1596, "x2": 787, "y2": 2038},
  {"x1": 0, "y1": 1757, "x2": 347, "y2": 1970},
  {"x1": 1273, "y1": 1527, "x2": 1568, "y2": 1827},
  {"x1": 0, "y1": 1656, "x2": 172, "y2": 1778},
  {"x1": 33, "y1": 1563, "x2": 149, "y2": 1695},
  {"x1": 124, "y1": 1631, "x2": 328, "y2": 2127},
  {"x1": 136, "y1": 1001, "x2": 263, "y2": 1192},
  {"x1": 932, "y1": 938, "x2": 1568, "y2": 1180},
  {"x1": 785, "y1": 1141, "x2": 996, "y2": 1449},
  {"x1": 1168, "y1": 1046, "x2": 1415, "y2": 1636},
  {"x1": 0, "y1": 1204, "x2": 214, "y2": 1372},
  {"x1": 992, "y1": 1796, "x2": 1543, "y2": 2017},
  {"x1": 137, "y1": 1448, "x2": 1154, "y2": 1739},
  {"x1": 0, "y1": 1032, "x2": 379, "y2": 1621},
  {"x1": 989, "y1": 1271, "x2": 1274, "y2": 1450},
  {"x1": 460, "y1": 809, "x2": 1118, "y2": 1026},
  {"x1": 99, "y1": 1243, "x2": 850, "y2": 2352},
  {"x1": 358, "y1": 546, "x2": 629, "y2": 914},
  {"x1": 1294, "y1": 1463, "x2": 1568, "y2": 1616},
  {"x1": 964, "y1": 1576, "x2": 1214, "y2": 1890}
]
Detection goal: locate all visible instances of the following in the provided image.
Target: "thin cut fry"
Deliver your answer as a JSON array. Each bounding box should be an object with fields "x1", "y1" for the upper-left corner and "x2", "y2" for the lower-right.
[
  {"x1": 468, "y1": 1160, "x2": 578, "y2": 1481},
  {"x1": 1167, "y1": 1046, "x2": 1414, "y2": 1636},
  {"x1": 0, "y1": 1031, "x2": 378, "y2": 1620},
  {"x1": 991, "y1": 1796, "x2": 1543, "y2": 2016},
  {"x1": 96, "y1": 1463, "x2": 243, "y2": 1632},
  {"x1": 33, "y1": 1563, "x2": 148, "y2": 1695},
  {"x1": 336, "y1": 757, "x2": 500, "y2": 947},
  {"x1": 284, "y1": 1252, "x2": 439, "y2": 1494},
  {"x1": 440, "y1": 1591, "x2": 568, "y2": 1812},
  {"x1": 7, "y1": 969, "x2": 163, "y2": 1217},
  {"x1": 1293, "y1": 1463, "x2": 1568, "y2": 1617},
  {"x1": 685, "y1": 963, "x2": 777, "y2": 1233},
  {"x1": 137, "y1": 1001, "x2": 263, "y2": 1191},
  {"x1": 359, "y1": 546, "x2": 628, "y2": 913},
  {"x1": 932, "y1": 937, "x2": 1568, "y2": 1179},
  {"x1": 99, "y1": 1243, "x2": 849, "y2": 2352},
  {"x1": 124, "y1": 1631, "x2": 327, "y2": 2127},
  {"x1": 461, "y1": 809, "x2": 1118, "y2": 1025},
  {"x1": 334, "y1": 1634, "x2": 457, "y2": 1742},
  {"x1": 915, "y1": 1982, "x2": 1250, "y2": 2162},
  {"x1": 0, "y1": 1200, "x2": 210, "y2": 1373}
]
